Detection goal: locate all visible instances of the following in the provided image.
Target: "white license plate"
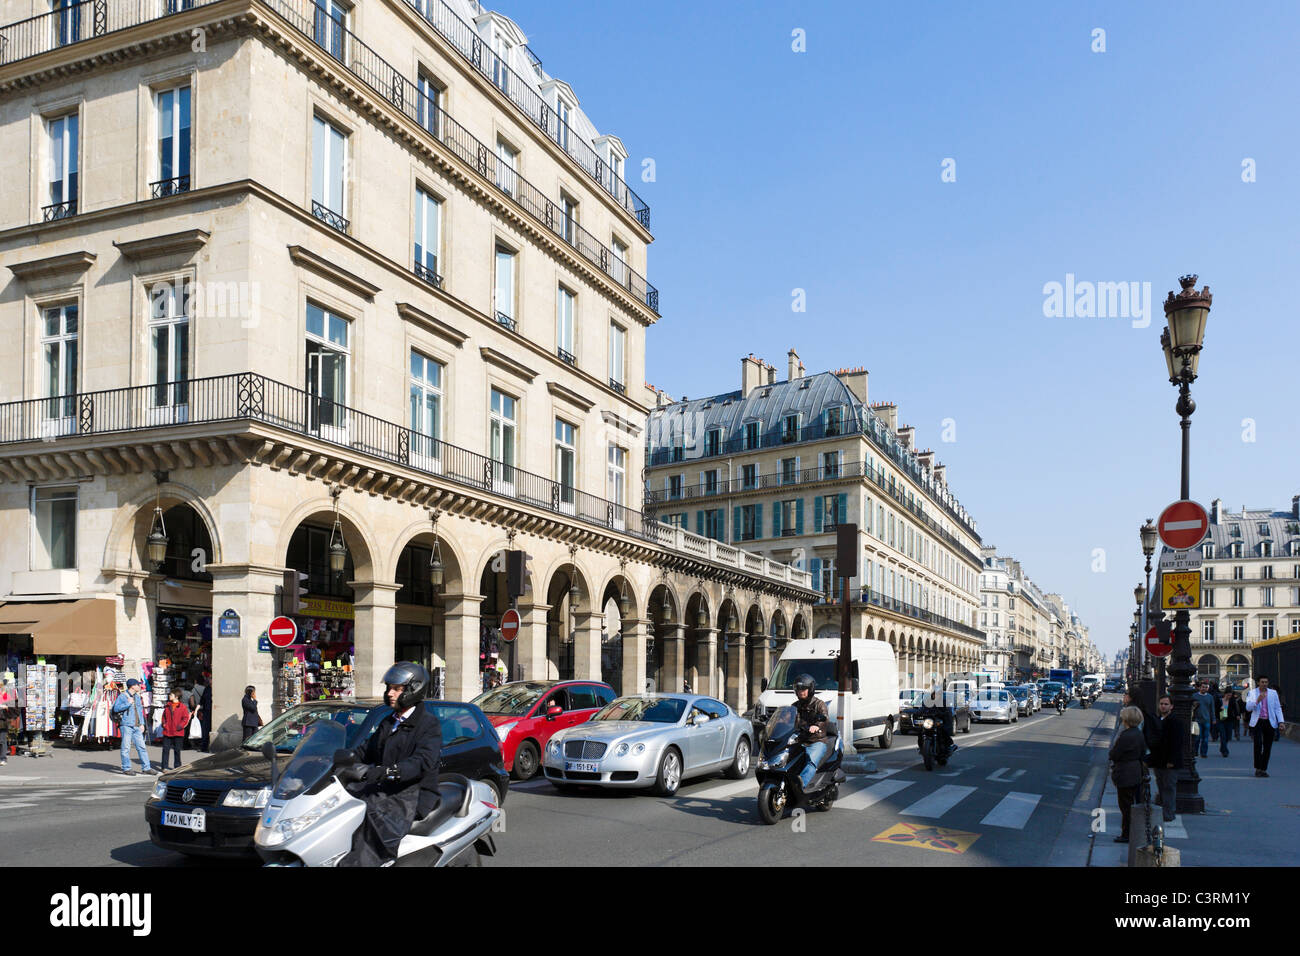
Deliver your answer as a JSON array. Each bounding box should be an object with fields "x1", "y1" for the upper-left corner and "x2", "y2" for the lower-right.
[
  {"x1": 163, "y1": 809, "x2": 205, "y2": 833},
  {"x1": 565, "y1": 761, "x2": 599, "y2": 773}
]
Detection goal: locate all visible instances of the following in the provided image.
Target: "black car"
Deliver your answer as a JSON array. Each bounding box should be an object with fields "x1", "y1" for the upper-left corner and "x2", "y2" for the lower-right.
[{"x1": 145, "y1": 698, "x2": 508, "y2": 859}]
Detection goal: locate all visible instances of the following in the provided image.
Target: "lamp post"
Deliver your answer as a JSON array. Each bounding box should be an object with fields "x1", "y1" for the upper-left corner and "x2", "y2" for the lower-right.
[
  {"x1": 1134, "y1": 582, "x2": 1147, "y2": 675},
  {"x1": 1160, "y1": 274, "x2": 1211, "y2": 814},
  {"x1": 1140, "y1": 518, "x2": 1158, "y2": 678}
]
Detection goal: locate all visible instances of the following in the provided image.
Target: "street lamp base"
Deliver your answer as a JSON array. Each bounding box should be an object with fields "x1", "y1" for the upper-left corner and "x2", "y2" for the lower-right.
[{"x1": 1176, "y1": 772, "x2": 1204, "y2": 815}]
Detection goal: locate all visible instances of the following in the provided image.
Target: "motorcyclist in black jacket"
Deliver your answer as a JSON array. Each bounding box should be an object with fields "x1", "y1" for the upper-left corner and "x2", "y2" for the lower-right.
[
  {"x1": 334, "y1": 662, "x2": 442, "y2": 867},
  {"x1": 919, "y1": 682, "x2": 956, "y2": 756}
]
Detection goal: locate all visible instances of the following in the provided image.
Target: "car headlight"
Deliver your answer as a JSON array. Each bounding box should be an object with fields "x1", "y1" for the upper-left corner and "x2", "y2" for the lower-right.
[
  {"x1": 546, "y1": 739, "x2": 561, "y2": 758},
  {"x1": 632, "y1": 743, "x2": 645, "y2": 755},
  {"x1": 921, "y1": 718, "x2": 934, "y2": 730},
  {"x1": 614, "y1": 743, "x2": 629, "y2": 757},
  {"x1": 223, "y1": 787, "x2": 271, "y2": 809},
  {"x1": 495, "y1": 721, "x2": 518, "y2": 742},
  {"x1": 152, "y1": 780, "x2": 167, "y2": 800}
]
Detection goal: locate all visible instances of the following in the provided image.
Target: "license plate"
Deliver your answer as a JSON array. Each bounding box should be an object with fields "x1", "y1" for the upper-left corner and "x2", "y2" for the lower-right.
[
  {"x1": 163, "y1": 809, "x2": 205, "y2": 833},
  {"x1": 565, "y1": 761, "x2": 599, "y2": 773}
]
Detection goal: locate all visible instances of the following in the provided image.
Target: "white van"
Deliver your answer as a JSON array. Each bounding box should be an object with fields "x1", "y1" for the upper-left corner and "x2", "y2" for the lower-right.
[{"x1": 755, "y1": 638, "x2": 900, "y2": 750}]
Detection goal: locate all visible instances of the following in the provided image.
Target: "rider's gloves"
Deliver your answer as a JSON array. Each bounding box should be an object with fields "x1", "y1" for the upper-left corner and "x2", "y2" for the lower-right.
[{"x1": 384, "y1": 764, "x2": 402, "y2": 782}]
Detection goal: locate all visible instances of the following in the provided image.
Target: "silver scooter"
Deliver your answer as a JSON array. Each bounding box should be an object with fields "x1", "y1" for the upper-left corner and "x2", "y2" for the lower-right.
[{"x1": 254, "y1": 720, "x2": 500, "y2": 867}]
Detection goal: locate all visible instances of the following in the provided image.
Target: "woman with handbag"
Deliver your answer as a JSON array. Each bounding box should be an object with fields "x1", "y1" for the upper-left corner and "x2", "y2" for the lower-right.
[
  {"x1": 160, "y1": 689, "x2": 191, "y2": 771},
  {"x1": 0, "y1": 676, "x2": 19, "y2": 766},
  {"x1": 1109, "y1": 706, "x2": 1148, "y2": 844}
]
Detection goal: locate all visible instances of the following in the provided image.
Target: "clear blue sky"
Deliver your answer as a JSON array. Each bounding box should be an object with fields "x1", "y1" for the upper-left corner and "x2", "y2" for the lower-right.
[{"x1": 512, "y1": 0, "x2": 1300, "y2": 657}]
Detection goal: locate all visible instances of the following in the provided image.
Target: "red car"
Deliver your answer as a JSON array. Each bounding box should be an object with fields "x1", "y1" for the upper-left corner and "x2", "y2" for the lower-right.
[{"x1": 472, "y1": 680, "x2": 616, "y2": 780}]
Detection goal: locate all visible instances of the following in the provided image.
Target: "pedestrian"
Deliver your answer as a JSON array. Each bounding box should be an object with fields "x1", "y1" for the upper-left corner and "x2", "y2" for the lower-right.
[
  {"x1": 1109, "y1": 706, "x2": 1147, "y2": 844},
  {"x1": 1192, "y1": 681, "x2": 1215, "y2": 758},
  {"x1": 112, "y1": 679, "x2": 159, "y2": 776},
  {"x1": 1245, "y1": 675, "x2": 1285, "y2": 778},
  {"x1": 1148, "y1": 694, "x2": 1184, "y2": 823},
  {"x1": 1239, "y1": 677, "x2": 1253, "y2": 738},
  {"x1": 181, "y1": 681, "x2": 200, "y2": 751},
  {"x1": 241, "y1": 685, "x2": 263, "y2": 741},
  {"x1": 1217, "y1": 691, "x2": 1241, "y2": 757},
  {"x1": 159, "y1": 688, "x2": 191, "y2": 770},
  {"x1": 0, "y1": 675, "x2": 19, "y2": 766},
  {"x1": 198, "y1": 674, "x2": 213, "y2": 752}
]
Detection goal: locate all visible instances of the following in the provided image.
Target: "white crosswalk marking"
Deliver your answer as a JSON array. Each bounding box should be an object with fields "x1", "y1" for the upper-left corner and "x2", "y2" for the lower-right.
[
  {"x1": 0, "y1": 802, "x2": 37, "y2": 810},
  {"x1": 836, "y1": 778, "x2": 914, "y2": 810},
  {"x1": 684, "y1": 778, "x2": 758, "y2": 801},
  {"x1": 980, "y1": 791, "x2": 1041, "y2": 829},
  {"x1": 69, "y1": 794, "x2": 132, "y2": 802},
  {"x1": 900, "y1": 784, "x2": 976, "y2": 818}
]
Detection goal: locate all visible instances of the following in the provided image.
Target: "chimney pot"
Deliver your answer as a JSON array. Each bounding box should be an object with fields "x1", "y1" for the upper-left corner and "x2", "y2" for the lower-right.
[{"x1": 1292, "y1": 495, "x2": 1299, "y2": 519}]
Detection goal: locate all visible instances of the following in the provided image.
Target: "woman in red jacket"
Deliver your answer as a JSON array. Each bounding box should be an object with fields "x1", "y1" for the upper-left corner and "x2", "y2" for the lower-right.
[{"x1": 160, "y1": 689, "x2": 191, "y2": 771}]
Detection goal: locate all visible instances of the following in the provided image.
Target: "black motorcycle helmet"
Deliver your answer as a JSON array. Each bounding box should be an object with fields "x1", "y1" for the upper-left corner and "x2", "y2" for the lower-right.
[
  {"x1": 382, "y1": 662, "x2": 430, "y2": 711},
  {"x1": 793, "y1": 673, "x2": 816, "y2": 699}
]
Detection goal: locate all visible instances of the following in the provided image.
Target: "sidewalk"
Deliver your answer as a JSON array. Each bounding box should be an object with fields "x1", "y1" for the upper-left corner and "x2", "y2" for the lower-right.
[
  {"x1": 1090, "y1": 718, "x2": 1298, "y2": 866},
  {"x1": 0, "y1": 741, "x2": 211, "y2": 787}
]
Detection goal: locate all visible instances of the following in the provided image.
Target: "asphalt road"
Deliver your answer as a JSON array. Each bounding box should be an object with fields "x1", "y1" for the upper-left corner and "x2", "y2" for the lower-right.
[{"x1": 0, "y1": 698, "x2": 1116, "y2": 867}]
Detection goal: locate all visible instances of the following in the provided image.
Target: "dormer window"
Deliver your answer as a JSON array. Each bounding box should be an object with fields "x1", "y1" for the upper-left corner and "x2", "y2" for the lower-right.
[
  {"x1": 825, "y1": 406, "x2": 844, "y2": 437},
  {"x1": 1258, "y1": 522, "x2": 1270, "y2": 536},
  {"x1": 782, "y1": 413, "x2": 800, "y2": 443},
  {"x1": 1230, "y1": 525, "x2": 1241, "y2": 537},
  {"x1": 743, "y1": 421, "x2": 760, "y2": 450}
]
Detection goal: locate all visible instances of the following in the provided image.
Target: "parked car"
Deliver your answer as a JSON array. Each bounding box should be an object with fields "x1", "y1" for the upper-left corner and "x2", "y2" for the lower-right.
[
  {"x1": 543, "y1": 693, "x2": 752, "y2": 796},
  {"x1": 145, "y1": 698, "x2": 508, "y2": 860},
  {"x1": 1006, "y1": 685, "x2": 1034, "y2": 717},
  {"x1": 471, "y1": 679, "x2": 615, "y2": 780},
  {"x1": 972, "y1": 689, "x2": 1018, "y2": 723}
]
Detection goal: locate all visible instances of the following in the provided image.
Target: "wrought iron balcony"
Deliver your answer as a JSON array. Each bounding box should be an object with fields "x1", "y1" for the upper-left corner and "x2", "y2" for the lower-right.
[
  {"x1": 311, "y1": 201, "x2": 349, "y2": 234},
  {"x1": 150, "y1": 176, "x2": 190, "y2": 198},
  {"x1": 494, "y1": 312, "x2": 517, "y2": 333},
  {"x1": 413, "y1": 260, "x2": 443, "y2": 289},
  {"x1": 609, "y1": 379, "x2": 626, "y2": 395},
  {"x1": 41, "y1": 200, "x2": 77, "y2": 222},
  {"x1": 556, "y1": 347, "x2": 576, "y2": 366},
  {"x1": 0, "y1": 373, "x2": 811, "y2": 591}
]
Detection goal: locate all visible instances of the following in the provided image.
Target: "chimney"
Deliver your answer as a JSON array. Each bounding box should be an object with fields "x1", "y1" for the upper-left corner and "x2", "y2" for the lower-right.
[
  {"x1": 788, "y1": 348, "x2": 801, "y2": 381},
  {"x1": 1211, "y1": 498, "x2": 1221, "y2": 524},
  {"x1": 870, "y1": 401, "x2": 897, "y2": 433},
  {"x1": 933, "y1": 462, "x2": 947, "y2": 487},
  {"x1": 835, "y1": 365, "x2": 868, "y2": 404},
  {"x1": 1292, "y1": 495, "x2": 1299, "y2": 520},
  {"x1": 765, "y1": 361, "x2": 776, "y2": 386},
  {"x1": 897, "y1": 424, "x2": 915, "y2": 452},
  {"x1": 741, "y1": 354, "x2": 763, "y2": 397},
  {"x1": 917, "y1": 449, "x2": 934, "y2": 474}
]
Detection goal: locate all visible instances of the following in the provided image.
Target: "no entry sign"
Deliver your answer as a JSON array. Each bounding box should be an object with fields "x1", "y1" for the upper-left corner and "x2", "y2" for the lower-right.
[
  {"x1": 1158, "y1": 500, "x2": 1209, "y2": 551},
  {"x1": 1145, "y1": 625, "x2": 1172, "y2": 658},
  {"x1": 267, "y1": 616, "x2": 298, "y2": 648},
  {"x1": 500, "y1": 608, "x2": 521, "y2": 643}
]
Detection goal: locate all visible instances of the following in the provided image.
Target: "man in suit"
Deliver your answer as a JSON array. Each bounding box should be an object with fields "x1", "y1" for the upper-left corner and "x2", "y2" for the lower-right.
[
  {"x1": 1246, "y1": 675, "x2": 1285, "y2": 777},
  {"x1": 1148, "y1": 694, "x2": 1184, "y2": 823},
  {"x1": 336, "y1": 662, "x2": 442, "y2": 867}
]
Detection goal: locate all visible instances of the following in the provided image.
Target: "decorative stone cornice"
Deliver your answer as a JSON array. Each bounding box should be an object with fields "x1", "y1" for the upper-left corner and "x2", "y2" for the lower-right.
[
  {"x1": 479, "y1": 347, "x2": 538, "y2": 383},
  {"x1": 287, "y1": 244, "x2": 381, "y2": 301},
  {"x1": 113, "y1": 229, "x2": 210, "y2": 262},
  {"x1": 396, "y1": 302, "x2": 468, "y2": 348},
  {"x1": 7, "y1": 250, "x2": 96, "y2": 281},
  {"x1": 601, "y1": 410, "x2": 642, "y2": 437},
  {"x1": 546, "y1": 381, "x2": 595, "y2": 412}
]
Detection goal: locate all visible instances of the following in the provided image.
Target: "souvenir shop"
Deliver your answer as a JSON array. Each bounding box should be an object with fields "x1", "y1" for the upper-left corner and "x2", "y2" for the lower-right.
[
  {"x1": 276, "y1": 597, "x2": 357, "y2": 709},
  {"x1": 0, "y1": 599, "x2": 122, "y2": 752}
]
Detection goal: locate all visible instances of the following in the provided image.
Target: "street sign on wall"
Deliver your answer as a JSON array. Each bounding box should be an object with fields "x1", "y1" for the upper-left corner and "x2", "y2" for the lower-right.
[
  {"x1": 1161, "y1": 572, "x2": 1201, "y2": 611},
  {"x1": 1157, "y1": 501, "x2": 1209, "y2": 551}
]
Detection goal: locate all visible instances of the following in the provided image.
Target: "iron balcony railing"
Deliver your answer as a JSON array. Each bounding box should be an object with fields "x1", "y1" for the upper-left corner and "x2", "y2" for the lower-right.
[
  {"x1": 396, "y1": 0, "x2": 650, "y2": 230},
  {"x1": 813, "y1": 587, "x2": 984, "y2": 642},
  {"x1": 150, "y1": 175, "x2": 190, "y2": 198},
  {"x1": 556, "y1": 347, "x2": 576, "y2": 367},
  {"x1": 311, "y1": 200, "x2": 349, "y2": 234},
  {"x1": 609, "y1": 379, "x2": 626, "y2": 395},
  {"x1": 41, "y1": 200, "x2": 77, "y2": 222},
  {"x1": 413, "y1": 260, "x2": 443, "y2": 289},
  {"x1": 0, "y1": 373, "x2": 810, "y2": 588},
  {"x1": 0, "y1": 0, "x2": 660, "y2": 315},
  {"x1": 494, "y1": 311, "x2": 517, "y2": 332}
]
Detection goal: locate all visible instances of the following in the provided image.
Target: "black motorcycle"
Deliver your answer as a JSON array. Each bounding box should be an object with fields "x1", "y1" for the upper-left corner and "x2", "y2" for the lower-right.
[
  {"x1": 1055, "y1": 694, "x2": 1066, "y2": 715},
  {"x1": 754, "y1": 705, "x2": 846, "y2": 825},
  {"x1": 913, "y1": 706, "x2": 956, "y2": 771}
]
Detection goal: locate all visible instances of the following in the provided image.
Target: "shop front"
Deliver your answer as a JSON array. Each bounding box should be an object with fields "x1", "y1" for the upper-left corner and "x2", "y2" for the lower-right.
[{"x1": 278, "y1": 596, "x2": 356, "y2": 709}]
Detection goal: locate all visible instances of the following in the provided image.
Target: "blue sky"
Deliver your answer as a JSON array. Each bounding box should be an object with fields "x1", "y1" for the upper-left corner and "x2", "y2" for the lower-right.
[{"x1": 512, "y1": 0, "x2": 1300, "y2": 656}]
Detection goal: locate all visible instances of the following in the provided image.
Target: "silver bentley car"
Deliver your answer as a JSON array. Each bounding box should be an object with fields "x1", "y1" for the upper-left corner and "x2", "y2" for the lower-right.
[{"x1": 542, "y1": 694, "x2": 753, "y2": 796}]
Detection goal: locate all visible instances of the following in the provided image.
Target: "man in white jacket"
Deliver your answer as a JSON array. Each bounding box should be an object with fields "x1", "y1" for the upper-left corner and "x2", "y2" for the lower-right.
[{"x1": 1245, "y1": 676, "x2": 1285, "y2": 778}]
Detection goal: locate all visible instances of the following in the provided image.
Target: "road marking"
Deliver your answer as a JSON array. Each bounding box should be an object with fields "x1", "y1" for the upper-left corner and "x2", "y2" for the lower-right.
[
  {"x1": 872, "y1": 821, "x2": 980, "y2": 854},
  {"x1": 69, "y1": 793, "x2": 133, "y2": 802},
  {"x1": 0, "y1": 802, "x2": 37, "y2": 810},
  {"x1": 836, "y1": 778, "x2": 914, "y2": 810},
  {"x1": 986, "y1": 768, "x2": 1025, "y2": 783},
  {"x1": 1048, "y1": 773, "x2": 1080, "y2": 790},
  {"x1": 682, "y1": 778, "x2": 757, "y2": 801},
  {"x1": 980, "y1": 791, "x2": 1042, "y2": 829},
  {"x1": 900, "y1": 784, "x2": 976, "y2": 818}
]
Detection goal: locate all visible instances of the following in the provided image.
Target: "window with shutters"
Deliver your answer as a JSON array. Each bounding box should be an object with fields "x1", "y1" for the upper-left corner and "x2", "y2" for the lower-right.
[
  {"x1": 782, "y1": 413, "x2": 799, "y2": 443},
  {"x1": 742, "y1": 464, "x2": 757, "y2": 490},
  {"x1": 782, "y1": 458, "x2": 798, "y2": 484},
  {"x1": 703, "y1": 470, "x2": 719, "y2": 496},
  {"x1": 668, "y1": 474, "x2": 684, "y2": 500},
  {"x1": 821, "y1": 450, "x2": 841, "y2": 479},
  {"x1": 739, "y1": 504, "x2": 759, "y2": 541},
  {"x1": 704, "y1": 509, "x2": 724, "y2": 541},
  {"x1": 743, "y1": 421, "x2": 760, "y2": 450},
  {"x1": 825, "y1": 405, "x2": 844, "y2": 437},
  {"x1": 780, "y1": 500, "x2": 798, "y2": 537},
  {"x1": 822, "y1": 495, "x2": 841, "y2": 530},
  {"x1": 705, "y1": 429, "x2": 721, "y2": 457}
]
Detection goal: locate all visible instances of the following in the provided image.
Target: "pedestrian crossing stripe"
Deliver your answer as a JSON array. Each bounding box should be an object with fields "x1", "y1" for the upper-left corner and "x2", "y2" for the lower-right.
[{"x1": 872, "y1": 822, "x2": 980, "y2": 854}]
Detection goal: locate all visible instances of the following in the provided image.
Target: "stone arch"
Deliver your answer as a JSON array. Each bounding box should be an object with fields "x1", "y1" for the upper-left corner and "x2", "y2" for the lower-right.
[
  {"x1": 274, "y1": 494, "x2": 380, "y2": 581},
  {"x1": 102, "y1": 481, "x2": 223, "y2": 572},
  {"x1": 387, "y1": 516, "x2": 471, "y2": 597}
]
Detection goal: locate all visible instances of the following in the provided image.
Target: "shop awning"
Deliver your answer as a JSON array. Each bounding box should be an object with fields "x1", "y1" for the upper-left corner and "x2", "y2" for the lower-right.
[{"x1": 0, "y1": 599, "x2": 118, "y2": 656}]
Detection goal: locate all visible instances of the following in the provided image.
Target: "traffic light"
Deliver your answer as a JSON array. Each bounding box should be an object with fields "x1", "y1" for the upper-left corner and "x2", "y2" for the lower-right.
[
  {"x1": 283, "y1": 568, "x2": 309, "y2": 616},
  {"x1": 506, "y1": 550, "x2": 527, "y2": 602}
]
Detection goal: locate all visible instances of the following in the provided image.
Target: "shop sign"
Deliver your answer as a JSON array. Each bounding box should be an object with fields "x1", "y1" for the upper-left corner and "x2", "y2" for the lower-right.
[
  {"x1": 298, "y1": 597, "x2": 355, "y2": 620},
  {"x1": 218, "y1": 608, "x2": 241, "y2": 637}
]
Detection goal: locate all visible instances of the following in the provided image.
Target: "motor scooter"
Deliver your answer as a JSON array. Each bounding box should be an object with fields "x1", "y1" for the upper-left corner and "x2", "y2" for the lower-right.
[
  {"x1": 254, "y1": 720, "x2": 500, "y2": 867},
  {"x1": 913, "y1": 706, "x2": 957, "y2": 771},
  {"x1": 754, "y1": 705, "x2": 846, "y2": 824}
]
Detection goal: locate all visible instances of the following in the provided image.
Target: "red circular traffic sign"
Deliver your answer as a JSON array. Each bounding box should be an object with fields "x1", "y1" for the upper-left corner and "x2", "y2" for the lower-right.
[
  {"x1": 500, "y1": 608, "x2": 521, "y2": 643},
  {"x1": 267, "y1": 616, "x2": 298, "y2": 648},
  {"x1": 1144, "y1": 626, "x2": 1172, "y2": 658},
  {"x1": 1157, "y1": 500, "x2": 1209, "y2": 551}
]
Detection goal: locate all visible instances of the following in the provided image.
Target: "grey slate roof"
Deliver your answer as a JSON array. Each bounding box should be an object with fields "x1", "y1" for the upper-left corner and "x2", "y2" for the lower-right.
[{"x1": 1200, "y1": 508, "x2": 1300, "y2": 557}]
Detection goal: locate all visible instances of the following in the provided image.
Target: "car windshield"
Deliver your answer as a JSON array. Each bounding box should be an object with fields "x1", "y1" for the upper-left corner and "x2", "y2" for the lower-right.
[
  {"x1": 900, "y1": 690, "x2": 927, "y2": 707},
  {"x1": 1041, "y1": 682, "x2": 1064, "y2": 694},
  {"x1": 592, "y1": 696, "x2": 686, "y2": 723},
  {"x1": 767, "y1": 659, "x2": 839, "y2": 691},
  {"x1": 271, "y1": 720, "x2": 343, "y2": 801},
  {"x1": 243, "y1": 703, "x2": 376, "y2": 753},
  {"x1": 1008, "y1": 687, "x2": 1028, "y2": 699},
  {"x1": 975, "y1": 691, "x2": 1009, "y2": 702},
  {"x1": 471, "y1": 682, "x2": 552, "y2": 716}
]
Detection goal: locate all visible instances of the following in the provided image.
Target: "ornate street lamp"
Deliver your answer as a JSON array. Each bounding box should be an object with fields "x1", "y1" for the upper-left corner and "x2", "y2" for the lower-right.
[
  {"x1": 146, "y1": 471, "x2": 169, "y2": 571},
  {"x1": 1140, "y1": 518, "x2": 1158, "y2": 677},
  {"x1": 1160, "y1": 274, "x2": 1212, "y2": 814},
  {"x1": 569, "y1": 584, "x2": 581, "y2": 612},
  {"x1": 428, "y1": 509, "x2": 444, "y2": 590},
  {"x1": 327, "y1": 484, "x2": 347, "y2": 576}
]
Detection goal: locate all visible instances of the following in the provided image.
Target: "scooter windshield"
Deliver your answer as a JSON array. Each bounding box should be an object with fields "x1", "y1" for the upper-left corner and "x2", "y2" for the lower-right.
[
  {"x1": 764, "y1": 705, "x2": 797, "y2": 743},
  {"x1": 273, "y1": 720, "x2": 346, "y2": 802}
]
